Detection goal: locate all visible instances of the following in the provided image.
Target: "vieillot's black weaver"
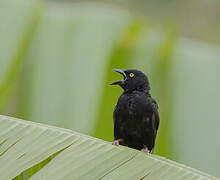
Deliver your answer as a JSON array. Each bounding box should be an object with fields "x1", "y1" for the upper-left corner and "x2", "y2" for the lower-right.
[{"x1": 110, "y1": 69, "x2": 159, "y2": 153}]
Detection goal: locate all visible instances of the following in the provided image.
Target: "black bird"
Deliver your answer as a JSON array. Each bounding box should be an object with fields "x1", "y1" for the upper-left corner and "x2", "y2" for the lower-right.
[{"x1": 110, "y1": 69, "x2": 159, "y2": 153}]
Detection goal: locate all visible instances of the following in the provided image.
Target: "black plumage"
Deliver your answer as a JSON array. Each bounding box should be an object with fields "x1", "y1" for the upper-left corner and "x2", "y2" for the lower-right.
[{"x1": 110, "y1": 69, "x2": 159, "y2": 153}]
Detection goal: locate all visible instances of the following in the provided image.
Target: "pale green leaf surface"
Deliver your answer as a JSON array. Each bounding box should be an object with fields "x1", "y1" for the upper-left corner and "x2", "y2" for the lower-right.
[
  {"x1": 0, "y1": 115, "x2": 75, "y2": 179},
  {"x1": 0, "y1": 0, "x2": 41, "y2": 109},
  {"x1": 172, "y1": 39, "x2": 220, "y2": 177},
  {"x1": 0, "y1": 0, "x2": 36, "y2": 79},
  {"x1": 0, "y1": 115, "x2": 217, "y2": 180}
]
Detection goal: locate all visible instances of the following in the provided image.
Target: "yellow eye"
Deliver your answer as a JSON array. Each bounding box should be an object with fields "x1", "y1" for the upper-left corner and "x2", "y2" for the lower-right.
[{"x1": 129, "y1": 73, "x2": 134, "y2": 77}]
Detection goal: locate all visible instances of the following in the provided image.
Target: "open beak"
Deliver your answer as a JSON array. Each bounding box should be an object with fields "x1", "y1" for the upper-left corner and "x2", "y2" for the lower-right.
[{"x1": 110, "y1": 69, "x2": 127, "y2": 85}]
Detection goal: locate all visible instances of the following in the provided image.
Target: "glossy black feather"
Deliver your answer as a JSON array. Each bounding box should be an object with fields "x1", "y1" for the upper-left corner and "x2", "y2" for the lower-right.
[{"x1": 112, "y1": 69, "x2": 159, "y2": 152}]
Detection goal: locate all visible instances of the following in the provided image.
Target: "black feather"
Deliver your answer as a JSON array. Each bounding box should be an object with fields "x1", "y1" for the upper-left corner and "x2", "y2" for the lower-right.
[{"x1": 111, "y1": 69, "x2": 160, "y2": 152}]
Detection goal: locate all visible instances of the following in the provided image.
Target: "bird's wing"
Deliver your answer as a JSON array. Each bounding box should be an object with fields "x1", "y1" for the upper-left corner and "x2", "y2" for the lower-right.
[
  {"x1": 151, "y1": 100, "x2": 160, "y2": 135},
  {"x1": 113, "y1": 105, "x2": 118, "y2": 123},
  {"x1": 113, "y1": 105, "x2": 121, "y2": 140}
]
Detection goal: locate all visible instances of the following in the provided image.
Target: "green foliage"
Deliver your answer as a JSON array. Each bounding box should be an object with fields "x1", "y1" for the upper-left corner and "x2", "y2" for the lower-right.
[
  {"x1": 0, "y1": 0, "x2": 41, "y2": 110},
  {"x1": 0, "y1": 115, "x2": 218, "y2": 179}
]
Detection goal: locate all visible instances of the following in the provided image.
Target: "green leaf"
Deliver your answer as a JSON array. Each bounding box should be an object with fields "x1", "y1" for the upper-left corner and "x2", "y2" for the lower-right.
[
  {"x1": 0, "y1": 115, "x2": 217, "y2": 180},
  {"x1": 0, "y1": 0, "x2": 41, "y2": 109}
]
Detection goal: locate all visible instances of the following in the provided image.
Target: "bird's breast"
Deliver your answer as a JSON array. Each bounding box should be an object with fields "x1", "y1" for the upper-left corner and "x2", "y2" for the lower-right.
[{"x1": 117, "y1": 93, "x2": 149, "y2": 122}]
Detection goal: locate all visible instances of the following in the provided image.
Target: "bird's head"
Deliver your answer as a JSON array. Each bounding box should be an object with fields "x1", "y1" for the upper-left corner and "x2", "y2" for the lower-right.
[{"x1": 110, "y1": 69, "x2": 150, "y2": 92}]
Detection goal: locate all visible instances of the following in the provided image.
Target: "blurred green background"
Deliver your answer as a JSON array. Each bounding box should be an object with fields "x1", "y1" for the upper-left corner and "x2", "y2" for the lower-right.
[{"x1": 0, "y1": 0, "x2": 220, "y2": 177}]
